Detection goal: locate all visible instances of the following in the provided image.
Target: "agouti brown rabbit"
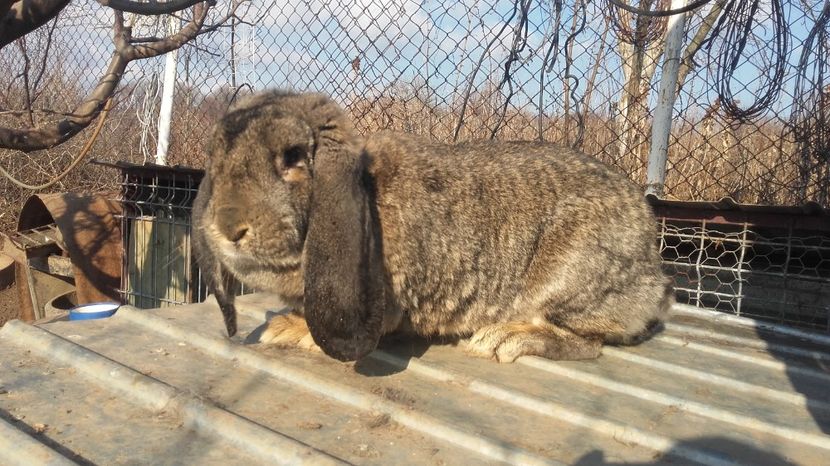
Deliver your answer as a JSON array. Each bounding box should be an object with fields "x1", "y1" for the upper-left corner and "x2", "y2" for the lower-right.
[{"x1": 192, "y1": 90, "x2": 672, "y2": 363}]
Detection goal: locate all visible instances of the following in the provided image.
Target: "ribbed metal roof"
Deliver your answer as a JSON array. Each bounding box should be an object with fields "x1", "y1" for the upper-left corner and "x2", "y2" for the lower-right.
[{"x1": 1, "y1": 294, "x2": 828, "y2": 465}]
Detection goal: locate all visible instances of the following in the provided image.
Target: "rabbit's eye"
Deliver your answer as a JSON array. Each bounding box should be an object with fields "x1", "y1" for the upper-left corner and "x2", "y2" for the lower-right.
[
  {"x1": 277, "y1": 145, "x2": 309, "y2": 183},
  {"x1": 281, "y1": 145, "x2": 306, "y2": 169}
]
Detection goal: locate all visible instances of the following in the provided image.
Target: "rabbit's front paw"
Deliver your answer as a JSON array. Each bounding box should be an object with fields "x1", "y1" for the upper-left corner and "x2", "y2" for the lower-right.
[
  {"x1": 466, "y1": 321, "x2": 602, "y2": 363},
  {"x1": 260, "y1": 312, "x2": 321, "y2": 352}
]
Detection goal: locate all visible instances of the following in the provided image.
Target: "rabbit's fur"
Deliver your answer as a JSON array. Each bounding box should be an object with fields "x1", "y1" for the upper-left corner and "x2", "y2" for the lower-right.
[{"x1": 192, "y1": 90, "x2": 673, "y2": 363}]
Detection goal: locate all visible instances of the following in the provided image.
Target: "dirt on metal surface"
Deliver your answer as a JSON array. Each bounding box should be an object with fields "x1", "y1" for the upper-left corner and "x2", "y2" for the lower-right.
[
  {"x1": 0, "y1": 293, "x2": 828, "y2": 465},
  {"x1": 0, "y1": 285, "x2": 19, "y2": 327}
]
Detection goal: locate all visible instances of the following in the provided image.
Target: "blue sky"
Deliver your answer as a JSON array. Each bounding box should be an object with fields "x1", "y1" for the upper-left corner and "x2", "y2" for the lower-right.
[
  {"x1": 5, "y1": 0, "x2": 824, "y2": 124},
  {"x1": 204, "y1": 0, "x2": 823, "y2": 121}
]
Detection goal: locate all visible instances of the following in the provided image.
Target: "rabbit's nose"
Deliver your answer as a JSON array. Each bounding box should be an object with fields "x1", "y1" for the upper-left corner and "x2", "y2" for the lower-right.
[{"x1": 215, "y1": 207, "x2": 250, "y2": 244}]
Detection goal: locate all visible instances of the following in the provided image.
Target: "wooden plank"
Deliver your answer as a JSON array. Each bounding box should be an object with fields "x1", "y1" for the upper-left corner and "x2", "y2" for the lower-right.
[
  {"x1": 23, "y1": 263, "x2": 41, "y2": 320},
  {"x1": 127, "y1": 216, "x2": 190, "y2": 308},
  {"x1": 128, "y1": 216, "x2": 156, "y2": 309},
  {"x1": 28, "y1": 255, "x2": 74, "y2": 278}
]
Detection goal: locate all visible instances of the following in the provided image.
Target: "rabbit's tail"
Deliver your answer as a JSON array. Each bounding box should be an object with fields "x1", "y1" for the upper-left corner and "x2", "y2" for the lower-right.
[
  {"x1": 606, "y1": 281, "x2": 674, "y2": 346},
  {"x1": 610, "y1": 318, "x2": 664, "y2": 346}
]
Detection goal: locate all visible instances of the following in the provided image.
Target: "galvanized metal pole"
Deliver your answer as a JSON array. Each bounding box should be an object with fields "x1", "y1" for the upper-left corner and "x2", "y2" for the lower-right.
[
  {"x1": 155, "y1": 15, "x2": 179, "y2": 166},
  {"x1": 646, "y1": 0, "x2": 688, "y2": 197}
]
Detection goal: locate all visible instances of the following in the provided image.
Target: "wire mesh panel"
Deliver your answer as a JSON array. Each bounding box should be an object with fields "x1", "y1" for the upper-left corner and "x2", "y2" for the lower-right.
[
  {"x1": 657, "y1": 206, "x2": 830, "y2": 331},
  {"x1": 116, "y1": 163, "x2": 259, "y2": 308},
  {"x1": 117, "y1": 164, "x2": 203, "y2": 308}
]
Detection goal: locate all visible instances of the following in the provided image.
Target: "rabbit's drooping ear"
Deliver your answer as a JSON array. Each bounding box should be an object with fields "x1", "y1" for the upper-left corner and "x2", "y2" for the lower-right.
[{"x1": 303, "y1": 146, "x2": 385, "y2": 362}]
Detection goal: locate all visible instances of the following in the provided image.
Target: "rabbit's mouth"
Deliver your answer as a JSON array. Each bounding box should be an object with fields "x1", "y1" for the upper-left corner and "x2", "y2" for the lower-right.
[
  {"x1": 221, "y1": 250, "x2": 303, "y2": 296},
  {"x1": 214, "y1": 247, "x2": 252, "y2": 275},
  {"x1": 218, "y1": 243, "x2": 301, "y2": 274}
]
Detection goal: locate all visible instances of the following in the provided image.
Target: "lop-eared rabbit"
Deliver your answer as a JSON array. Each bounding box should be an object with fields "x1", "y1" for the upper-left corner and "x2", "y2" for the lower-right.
[{"x1": 192, "y1": 91, "x2": 672, "y2": 363}]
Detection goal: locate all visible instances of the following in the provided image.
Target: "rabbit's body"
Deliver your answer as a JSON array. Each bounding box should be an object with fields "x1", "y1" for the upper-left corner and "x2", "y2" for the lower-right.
[
  {"x1": 193, "y1": 91, "x2": 671, "y2": 363},
  {"x1": 365, "y1": 132, "x2": 671, "y2": 358}
]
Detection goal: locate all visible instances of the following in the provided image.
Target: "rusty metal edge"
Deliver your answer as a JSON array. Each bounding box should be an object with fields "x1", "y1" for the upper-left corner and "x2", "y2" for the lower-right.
[
  {"x1": 16, "y1": 193, "x2": 122, "y2": 305},
  {"x1": 647, "y1": 194, "x2": 830, "y2": 231}
]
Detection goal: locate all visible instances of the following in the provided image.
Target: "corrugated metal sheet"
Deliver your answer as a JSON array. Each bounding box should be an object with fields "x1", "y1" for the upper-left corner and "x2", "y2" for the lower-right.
[{"x1": 1, "y1": 294, "x2": 828, "y2": 465}]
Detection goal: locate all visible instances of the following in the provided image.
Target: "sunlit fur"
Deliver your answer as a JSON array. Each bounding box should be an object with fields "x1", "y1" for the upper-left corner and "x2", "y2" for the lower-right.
[{"x1": 192, "y1": 90, "x2": 673, "y2": 363}]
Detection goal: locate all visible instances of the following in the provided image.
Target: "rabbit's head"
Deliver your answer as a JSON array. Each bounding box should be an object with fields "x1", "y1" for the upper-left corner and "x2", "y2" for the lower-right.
[
  {"x1": 196, "y1": 91, "x2": 384, "y2": 361},
  {"x1": 199, "y1": 92, "x2": 322, "y2": 280}
]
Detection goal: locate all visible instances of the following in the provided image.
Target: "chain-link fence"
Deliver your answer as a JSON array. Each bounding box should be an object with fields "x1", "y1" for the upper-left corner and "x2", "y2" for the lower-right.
[
  {"x1": 1, "y1": 1, "x2": 829, "y2": 327},
  {"x1": 654, "y1": 202, "x2": 830, "y2": 332},
  {"x1": 3, "y1": 1, "x2": 829, "y2": 218}
]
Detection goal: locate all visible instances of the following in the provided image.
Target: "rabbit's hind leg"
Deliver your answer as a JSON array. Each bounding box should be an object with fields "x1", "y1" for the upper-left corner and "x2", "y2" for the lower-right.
[
  {"x1": 260, "y1": 311, "x2": 321, "y2": 352},
  {"x1": 465, "y1": 319, "x2": 602, "y2": 363}
]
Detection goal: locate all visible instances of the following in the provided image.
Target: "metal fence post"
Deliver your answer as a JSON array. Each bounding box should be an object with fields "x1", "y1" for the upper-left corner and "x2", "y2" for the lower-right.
[
  {"x1": 646, "y1": 0, "x2": 688, "y2": 197},
  {"x1": 155, "y1": 16, "x2": 180, "y2": 166}
]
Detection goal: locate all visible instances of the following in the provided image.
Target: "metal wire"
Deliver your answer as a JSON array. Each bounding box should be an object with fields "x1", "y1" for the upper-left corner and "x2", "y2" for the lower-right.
[
  {"x1": 453, "y1": 0, "x2": 524, "y2": 142},
  {"x1": 607, "y1": 0, "x2": 712, "y2": 17},
  {"x1": 788, "y1": 0, "x2": 830, "y2": 205},
  {"x1": 659, "y1": 217, "x2": 830, "y2": 331},
  {"x1": 489, "y1": 0, "x2": 533, "y2": 139},
  {"x1": 537, "y1": 0, "x2": 563, "y2": 141},
  {"x1": 608, "y1": 0, "x2": 668, "y2": 46},
  {"x1": 705, "y1": 0, "x2": 789, "y2": 121},
  {"x1": 564, "y1": 0, "x2": 588, "y2": 148}
]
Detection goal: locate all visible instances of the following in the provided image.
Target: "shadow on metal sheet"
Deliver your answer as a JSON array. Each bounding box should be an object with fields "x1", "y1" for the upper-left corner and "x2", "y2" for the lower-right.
[
  {"x1": 573, "y1": 435, "x2": 796, "y2": 465},
  {"x1": 244, "y1": 318, "x2": 271, "y2": 345},
  {"x1": 354, "y1": 334, "x2": 462, "y2": 377},
  {"x1": 0, "y1": 406, "x2": 97, "y2": 466},
  {"x1": 755, "y1": 326, "x2": 830, "y2": 435},
  {"x1": 243, "y1": 309, "x2": 459, "y2": 377}
]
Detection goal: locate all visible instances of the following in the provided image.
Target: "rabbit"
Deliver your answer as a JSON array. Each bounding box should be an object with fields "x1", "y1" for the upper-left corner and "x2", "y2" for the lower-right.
[{"x1": 192, "y1": 90, "x2": 673, "y2": 363}]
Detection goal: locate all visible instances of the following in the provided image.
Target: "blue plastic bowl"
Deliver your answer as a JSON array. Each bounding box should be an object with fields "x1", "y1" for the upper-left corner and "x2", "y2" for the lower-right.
[{"x1": 69, "y1": 302, "x2": 120, "y2": 321}]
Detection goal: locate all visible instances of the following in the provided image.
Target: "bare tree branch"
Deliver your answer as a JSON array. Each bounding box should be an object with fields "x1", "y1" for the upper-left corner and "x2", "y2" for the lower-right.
[
  {"x1": 16, "y1": 38, "x2": 34, "y2": 126},
  {"x1": 582, "y1": 13, "x2": 611, "y2": 120},
  {"x1": 31, "y1": 8, "x2": 60, "y2": 98},
  {"x1": 0, "y1": 0, "x2": 69, "y2": 49},
  {"x1": 117, "y1": 3, "x2": 208, "y2": 59},
  {"x1": 125, "y1": 0, "x2": 249, "y2": 43},
  {"x1": 675, "y1": 0, "x2": 727, "y2": 94},
  {"x1": 196, "y1": 0, "x2": 247, "y2": 36},
  {"x1": 0, "y1": 2, "x2": 210, "y2": 152},
  {"x1": 0, "y1": 52, "x2": 128, "y2": 151},
  {"x1": 97, "y1": 0, "x2": 209, "y2": 15}
]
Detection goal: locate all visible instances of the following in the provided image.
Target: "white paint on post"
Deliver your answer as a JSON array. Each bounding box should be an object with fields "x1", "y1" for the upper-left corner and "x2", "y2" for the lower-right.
[
  {"x1": 155, "y1": 15, "x2": 180, "y2": 166},
  {"x1": 646, "y1": 0, "x2": 688, "y2": 196}
]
